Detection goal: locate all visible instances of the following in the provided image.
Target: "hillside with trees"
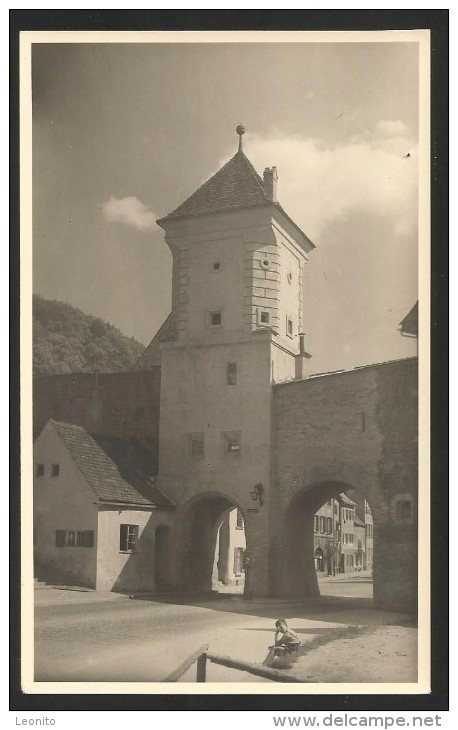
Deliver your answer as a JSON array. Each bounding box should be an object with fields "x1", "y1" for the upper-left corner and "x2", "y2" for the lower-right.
[{"x1": 33, "y1": 295, "x2": 145, "y2": 377}]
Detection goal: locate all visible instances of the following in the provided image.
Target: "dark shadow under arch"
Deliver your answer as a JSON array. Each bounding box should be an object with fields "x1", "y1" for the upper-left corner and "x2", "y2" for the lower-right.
[{"x1": 178, "y1": 492, "x2": 248, "y2": 595}]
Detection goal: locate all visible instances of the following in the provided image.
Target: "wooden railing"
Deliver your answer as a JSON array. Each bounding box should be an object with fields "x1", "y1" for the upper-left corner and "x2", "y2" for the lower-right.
[{"x1": 163, "y1": 644, "x2": 307, "y2": 683}]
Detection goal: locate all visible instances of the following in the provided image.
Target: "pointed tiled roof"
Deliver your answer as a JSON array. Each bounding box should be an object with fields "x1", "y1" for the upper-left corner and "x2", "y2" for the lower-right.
[
  {"x1": 399, "y1": 302, "x2": 418, "y2": 337},
  {"x1": 157, "y1": 151, "x2": 270, "y2": 225},
  {"x1": 135, "y1": 312, "x2": 175, "y2": 369},
  {"x1": 51, "y1": 420, "x2": 174, "y2": 509}
]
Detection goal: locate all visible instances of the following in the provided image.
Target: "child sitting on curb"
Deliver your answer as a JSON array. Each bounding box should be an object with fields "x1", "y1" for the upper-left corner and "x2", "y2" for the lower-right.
[{"x1": 263, "y1": 618, "x2": 301, "y2": 668}]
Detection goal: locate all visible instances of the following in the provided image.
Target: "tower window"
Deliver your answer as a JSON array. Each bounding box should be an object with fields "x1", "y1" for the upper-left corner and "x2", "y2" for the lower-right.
[
  {"x1": 286, "y1": 317, "x2": 294, "y2": 337},
  {"x1": 211, "y1": 262, "x2": 222, "y2": 272},
  {"x1": 209, "y1": 311, "x2": 222, "y2": 327},
  {"x1": 188, "y1": 434, "x2": 205, "y2": 460},
  {"x1": 36, "y1": 464, "x2": 44, "y2": 477},
  {"x1": 260, "y1": 311, "x2": 270, "y2": 324},
  {"x1": 51, "y1": 464, "x2": 60, "y2": 477},
  {"x1": 223, "y1": 431, "x2": 241, "y2": 455},
  {"x1": 227, "y1": 363, "x2": 237, "y2": 385}
]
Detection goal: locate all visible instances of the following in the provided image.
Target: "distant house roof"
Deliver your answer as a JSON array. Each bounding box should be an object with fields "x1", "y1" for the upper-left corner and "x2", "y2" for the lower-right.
[
  {"x1": 156, "y1": 149, "x2": 315, "y2": 249},
  {"x1": 354, "y1": 514, "x2": 366, "y2": 528},
  {"x1": 50, "y1": 420, "x2": 174, "y2": 509},
  {"x1": 135, "y1": 312, "x2": 175, "y2": 369},
  {"x1": 399, "y1": 302, "x2": 418, "y2": 337},
  {"x1": 339, "y1": 492, "x2": 358, "y2": 507}
]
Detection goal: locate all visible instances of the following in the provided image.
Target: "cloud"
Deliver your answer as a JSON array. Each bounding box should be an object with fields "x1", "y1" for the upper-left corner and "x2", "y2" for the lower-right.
[
  {"x1": 374, "y1": 120, "x2": 409, "y2": 138},
  {"x1": 102, "y1": 196, "x2": 156, "y2": 231},
  {"x1": 238, "y1": 125, "x2": 418, "y2": 241}
]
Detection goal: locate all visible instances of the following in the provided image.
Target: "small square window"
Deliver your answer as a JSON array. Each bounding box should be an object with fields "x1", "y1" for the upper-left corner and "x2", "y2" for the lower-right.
[
  {"x1": 120, "y1": 524, "x2": 139, "y2": 552},
  {"x1": 209, "y1": 311, "x2": 222, "y2": 326},
  {"x1": 260, "y1": 311, "x2": 270, "y2": 324},
  {"x1": 189, "y1": 434, "x2": 204, "y2": 460},
  {"x1": 227, "y1": 363, "x2": 237, "y2": 385},
  {"x1": 223, "y1": 431, "x2": 241, "y2": 455},
  {"x1": 51, "y1": 464, "x2": 60, "y2": 477},
  {"x1": 36, "y1": 464, "x2": 44, "y2": 477}
]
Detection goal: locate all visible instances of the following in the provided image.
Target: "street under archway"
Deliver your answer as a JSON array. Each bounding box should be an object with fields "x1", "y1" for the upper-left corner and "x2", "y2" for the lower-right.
[
  {"x1": 178, "y1": 493, "x2": 248, "y2": 596},
  {"x1": 281, "y1": 481, "x2": 375, "y2": 600}
]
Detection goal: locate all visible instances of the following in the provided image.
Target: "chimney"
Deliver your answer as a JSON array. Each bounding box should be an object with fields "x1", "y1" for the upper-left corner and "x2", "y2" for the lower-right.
[
  {"x1": 263, "y1": 166, "x2": 278, "y2": 203},
  {"x1": 295, "y1": 333, "x2": 312, "y2": 380}
]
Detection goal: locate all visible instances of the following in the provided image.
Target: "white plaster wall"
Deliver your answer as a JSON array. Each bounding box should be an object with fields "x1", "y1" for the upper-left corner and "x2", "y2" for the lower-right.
[
  {"x1": 33, "y1": 423, "x2": 98, "y2": 587},
  {"x1": 96, "y1": 508, "x2": 168, "y2": 592}
]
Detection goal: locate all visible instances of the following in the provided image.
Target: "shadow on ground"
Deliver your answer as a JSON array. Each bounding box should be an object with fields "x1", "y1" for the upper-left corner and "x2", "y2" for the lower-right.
[{"x1": 128, "y1": 592, "x2": 416, "y2": 627}]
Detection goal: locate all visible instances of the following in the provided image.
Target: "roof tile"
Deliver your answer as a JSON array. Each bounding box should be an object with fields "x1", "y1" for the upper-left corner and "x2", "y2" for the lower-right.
[
  {"x1": 51, "y1": 420, "x2": 174, "y2": 509},
  {"x1": 157, "y1": 150, "x2": 270, "y2": 224}
]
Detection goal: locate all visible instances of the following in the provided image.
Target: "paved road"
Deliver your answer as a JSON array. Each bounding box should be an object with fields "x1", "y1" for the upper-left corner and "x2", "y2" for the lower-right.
[{"x1": 34, "y1": 576, "x2": 403, "y2": 683}]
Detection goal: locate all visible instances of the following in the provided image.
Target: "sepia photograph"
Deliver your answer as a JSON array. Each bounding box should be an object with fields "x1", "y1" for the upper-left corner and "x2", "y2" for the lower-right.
[{"x1": 20, "y1": 29, "x2": 431, "y2": 693}]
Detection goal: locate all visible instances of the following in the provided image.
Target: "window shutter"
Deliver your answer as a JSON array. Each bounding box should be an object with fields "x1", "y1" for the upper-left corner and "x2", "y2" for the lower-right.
[
  {"x1": 55, "y1": 530, "x2": 65, "y2": 547},
  {"x1": 120, "y1": 524, "x2": 128, "y2": 551}
]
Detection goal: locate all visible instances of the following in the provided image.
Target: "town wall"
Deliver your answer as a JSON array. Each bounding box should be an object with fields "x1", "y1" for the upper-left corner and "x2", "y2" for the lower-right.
[
  {"x1": 271, "y1": 357, "x2": 418, "y2": 612},
  {"x1": 33, "y1": 369, "x2": 161, "y2": 463}
]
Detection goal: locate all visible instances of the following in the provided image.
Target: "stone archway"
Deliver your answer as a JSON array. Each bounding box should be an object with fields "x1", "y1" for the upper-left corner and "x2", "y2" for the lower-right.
[
  {"x1": 279, "y1": 481, "x2": 374, "y2": 599},
  {"x1": 177, "y1": 492, "x2": 249, "y2": 595}
]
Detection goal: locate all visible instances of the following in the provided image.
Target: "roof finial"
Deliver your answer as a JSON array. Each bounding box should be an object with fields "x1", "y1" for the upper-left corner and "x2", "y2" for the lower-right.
[{"x1": 236, "y1": 124, "x2": 245, "y2": 152}]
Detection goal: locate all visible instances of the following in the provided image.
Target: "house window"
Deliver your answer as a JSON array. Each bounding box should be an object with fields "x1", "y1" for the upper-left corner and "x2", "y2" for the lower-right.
[
  {"x1": 51, "y1": 464, "x2": 60, "y2": 477},
  {"x1": 314, "y1": 515, "x2": 319, "y2": 532},
  {"x1": 55, "y1": 530, "x2": 94, "y2": 548},
  {"x1": 36, "y1": 464, "x2": 44, "y2": 477},
  {"x1": 209, "y1": 311, "x2": 222, "y2": 327},
  {"x1": 223, "y1": 431, "x2": 241, "y2": 455},
  {"x1": 326, "y1": 517, "x2": 333, "y2": 534},
  {"x1": 319, "y1": 516, "x2": 325, "y2": 533},
  {"x1": 236, "y1": 509, "x2": 244, "y2": 530},
  {"x1": 260, "y1": 311, "x2": 270, "y2": 324},
  {"x1": 227, "y1": 363, "x2": 237, "y2": 385},
  {"x1": 211, "y1": 262, "x2": 222, "y2": 273},
  {"x1": 120, "y1": 524, "x2": 139, "y2": 552},
  {"x1": 286, "y1": 317, "x2": 294, "y2": 337},
  {"x1": 188, "y1": 434, "x2": 204, "y2": 460}
]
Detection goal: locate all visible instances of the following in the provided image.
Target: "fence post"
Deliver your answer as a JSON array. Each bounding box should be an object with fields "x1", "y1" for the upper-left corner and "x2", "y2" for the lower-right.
[{"x1": 196, "y1": 652, "x2": 207, "y2": 682}]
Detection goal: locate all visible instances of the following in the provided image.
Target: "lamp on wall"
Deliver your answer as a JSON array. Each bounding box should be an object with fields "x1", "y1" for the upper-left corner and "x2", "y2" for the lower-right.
[{"x1": 250, "y1": 482, "x2": 264, "y2": 507}]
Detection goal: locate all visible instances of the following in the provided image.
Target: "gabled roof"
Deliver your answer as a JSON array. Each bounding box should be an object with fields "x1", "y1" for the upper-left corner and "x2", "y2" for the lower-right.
[
  {"x1": 354, "y1": 514, "x2": 366, "y2": 528},
  {"x1": 157, "y1": 150, "x2": 270, "y2": 225},
  {"x1": 50, "y1": 420, "x2": 174, "y2": 509},
  {"x1": 339, "y1": 492, "x2": 358, "y2": 507},
  {"x1": 156, "y1": 148, "x2": 315, "y2": 249},
  {"x1": 135, "y1": 312, "x2": 175, "y2": 369},
  {"x1": 399, "y1": 302, "x2": 418, "y2": 337}
]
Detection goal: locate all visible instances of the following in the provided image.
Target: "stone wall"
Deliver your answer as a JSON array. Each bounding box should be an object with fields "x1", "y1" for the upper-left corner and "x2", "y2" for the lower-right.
[
  {"x1": 33, "y1": 368, "x2": 161, "y2": 465},
  {"x1": 271, "y1": 357, "x2": 418, "y2": 613}
]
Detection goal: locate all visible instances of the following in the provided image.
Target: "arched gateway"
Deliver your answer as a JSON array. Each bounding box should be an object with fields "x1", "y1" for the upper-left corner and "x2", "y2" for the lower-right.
[
  {"x1": 175, "y1": 493, "x2": 248, "y2": 594},
  {"x1": 151, "y1": 128, "x2": 418, "y2": 614},
  {"x1": 278, "y1": 481, "x2": 376, "y2": 599}
]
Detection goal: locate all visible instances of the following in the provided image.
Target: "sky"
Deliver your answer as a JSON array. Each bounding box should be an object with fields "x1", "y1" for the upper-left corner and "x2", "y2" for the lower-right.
[{"x1": 32, "y1": 38, "x2": 420, "y2": 373}]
